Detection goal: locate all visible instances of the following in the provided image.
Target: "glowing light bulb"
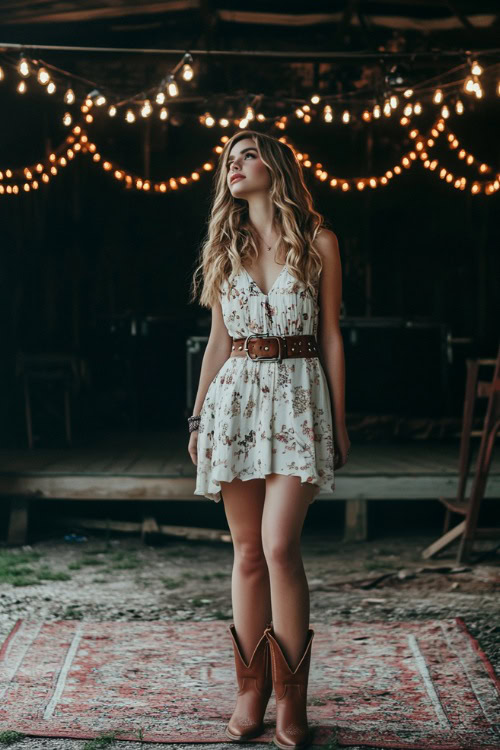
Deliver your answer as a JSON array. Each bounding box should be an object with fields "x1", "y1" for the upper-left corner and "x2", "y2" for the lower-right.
[
  {"x1": 125, "y1": 109, "x2": 136, "y2": 123},
  {"x1": 205, "y1": 113, "x2": 215, "y2": 127},
  {"x1": 390, "y1": 95, "x2": 398, "y2": 108},
  {"x1": 471, "y1": 60, "x2": 482, "y2": 76},
  {"x1": 219, "y1": 118, "x2": 229, "y2": 127},
  {"x1": 342, "y1": 110, "x2": 350, "y2": 123},
  {"x1": 323, "y1": 105, "x2": 333, "y2": 122},
  {"x1": 108, "y1": 105, "x2": 117, "y2": 117},
  {"x1": 245, "y1": 106, "x2": 255, "y2": 121},
  {"x1": 441, "y1": 105, "x2": 450, "y2": 118},
  {"x1": 64, "y1": 88, "x2": 75, "y2": 104},
  {"x1": 141, "y1": 100, "x2": 152, "y2": 117},
  {"x1": 63, "y1": 112, "x2": 72, "y2": 126},
  {"x1": 182, "y1": 53, "x2": 194, "y2": 81},
  {"x1": 95, "y1": 94, "x2": 106, "y2": 106},
  {"x1": 295, "y1": 108, "x2": 304, "y2": 118},
  {"x1": 373, "y1": 104, "x2": 381, "y2": 118},
  {"x1": 433, "y1": 88, "x2": 443, "y2": 104},
  {"x1": 455, "y1": 99, "x2": 464, "y2": 114},
  {"x1": 19, "y1": 57, "x2": 30, "y2": 77},
  {"x1": 167, "y1": 75, "x2": 178, "y2": 97},
  {"x1": 414, "y1": 102, "x2": 422, "y2": 115},
  {"x1": 464, "y1": 77, "x2": 475, "y2": 94},
  {"x1": 17, "y1": 80, "x2": 27, "y2": 94},
  {"x1": 311, "y1": 94, "x2": 320, "y2": 104},
  {"x1": 403, "y1": 88, "x2": 413, "y2": 98},
  {"x1": 156, "y1": 91, "x2": 165, "y2": 104},
  {"x1": 0, "y1": 66, "x2": 4, "y2": 81},
  {"x1": 37, "y1": 67, "x2": 50, "y2": 85},
  {"x1": 47, "y1": 81, "x2": 56, "y2": 94},
  {"x1": 182, "y1": 63, "x2": 193, "y2": 81},
  {"x1": 160, "y1": 107, "x2": 168, "y2": 120},
  {"x1": 239, "y1": 118, "x2": 249, "y2": 129},
  {"x1": 383, "y1": 100, "x2": 392, "y2": 116}
]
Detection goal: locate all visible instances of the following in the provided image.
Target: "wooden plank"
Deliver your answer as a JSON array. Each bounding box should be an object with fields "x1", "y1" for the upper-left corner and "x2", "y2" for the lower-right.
[
  {"x1": 421, "y1": 521, "x2": 466, "y2": 559},
  {"x1": 0, "y1": 473, "x2": 499, "y2": 501}
]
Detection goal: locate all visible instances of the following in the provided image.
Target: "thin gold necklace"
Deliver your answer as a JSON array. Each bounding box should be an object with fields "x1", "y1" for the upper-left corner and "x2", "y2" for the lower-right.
[{"x1": 254, "y1": 227, "x2": 278, "y2": 252}]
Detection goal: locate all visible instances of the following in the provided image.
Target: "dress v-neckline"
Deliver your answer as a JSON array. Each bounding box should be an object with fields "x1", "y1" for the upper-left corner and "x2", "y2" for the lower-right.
[{"x1": 242, "y1": 265, "x2": 287, "y2": 297}]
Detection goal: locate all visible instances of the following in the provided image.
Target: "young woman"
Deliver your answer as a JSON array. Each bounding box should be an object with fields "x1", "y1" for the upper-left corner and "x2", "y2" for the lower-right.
[{"x1": 188, "y1": 130, "x2": 350, "y2": 749}]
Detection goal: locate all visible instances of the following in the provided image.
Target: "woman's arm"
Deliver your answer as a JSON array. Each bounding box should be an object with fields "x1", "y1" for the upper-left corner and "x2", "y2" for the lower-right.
[
  {"x1": 315, "y1": 229, "x2": 350, "y2": 467},
  {"x1": 192, "y1": 299, "x2": 232, "y2": 417}
]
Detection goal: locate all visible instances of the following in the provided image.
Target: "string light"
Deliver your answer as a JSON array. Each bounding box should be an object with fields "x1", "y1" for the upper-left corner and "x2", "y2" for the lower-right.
[
  {"x1": 311, "y1": 94, "x2": 320, "y2": 104},
  {"x1": 37, "y1": 67, "x2": 50, "y2": 85},
  {"x1": 167, "y1": 75, "x2": 178, "y2": 97},
  {"x1": 46, "y1": 81, "x2": 56, "y2": 94},
  {"x1": 159, "y1": 107, "x2": 168, "y2": 120},
  {"x1": 125, "y1": 109, "x2": 136, "y2": 123},
  {"x1": 323, "y1": 105, "x2": 333, "y2": 122},
  {"x1": 155, "y1": 91, "x2": 165, "y2": 105},
  {"x1": 470, "y1": 59, "x2": 483, "y2": 76},
  {"x1": 141, "y1": 99, "x2": 152, "y2": 117},
  {"x1": 0, "y1": 66, "x2": 4, "y2": 81},
  {"x1": 181, "y1": 53, "x2": 194, "y2": 81},
  {"x1": 18, "y1": 56, "x2": 30, "y2": 77},
  {"x1": 17, "y1": 81, "x2": 27, "y2": 94},
  {"x1": 108, "y1": 105, "x2": 117, "y2": 117},
  {"x1": 433, "y1": 88, "x2": 443, "y2": 104},
  {"x1": 64, "y1": 88, "x2": 75, "y2": 104}
]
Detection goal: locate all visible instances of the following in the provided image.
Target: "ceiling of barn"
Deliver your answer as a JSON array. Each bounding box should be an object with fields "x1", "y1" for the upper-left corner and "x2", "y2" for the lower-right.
[{"x1": 0, "y1": 2, "x2": 498, "y2": 129}]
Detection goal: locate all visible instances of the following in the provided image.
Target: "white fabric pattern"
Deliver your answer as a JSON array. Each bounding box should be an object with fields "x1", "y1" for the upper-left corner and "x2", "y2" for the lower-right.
[{"x1": 194, "y1": 264, "x2": 336, "y2": 502}]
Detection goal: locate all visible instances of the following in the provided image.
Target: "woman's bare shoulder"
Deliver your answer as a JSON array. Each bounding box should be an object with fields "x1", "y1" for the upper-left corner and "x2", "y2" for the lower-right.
[{"x1": 316, "y1": 228, "x2": 338, "y2": 250}]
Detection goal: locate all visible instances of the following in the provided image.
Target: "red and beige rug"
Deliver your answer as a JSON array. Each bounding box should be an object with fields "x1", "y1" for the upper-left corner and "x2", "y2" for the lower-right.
[{"x1": 0, "y1": 618, "x2": 499, "y2": 749}]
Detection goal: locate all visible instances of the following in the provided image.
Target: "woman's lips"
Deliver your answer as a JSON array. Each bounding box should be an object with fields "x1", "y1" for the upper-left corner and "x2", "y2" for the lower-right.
[{"x1": 230, "y1": 175, "x2": 245, "y2": 184}]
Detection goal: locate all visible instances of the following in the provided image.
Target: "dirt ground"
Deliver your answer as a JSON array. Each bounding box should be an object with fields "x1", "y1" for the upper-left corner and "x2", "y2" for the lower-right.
[{"x1": 0, "y1": 530, "x2": 499, "y2": 750}]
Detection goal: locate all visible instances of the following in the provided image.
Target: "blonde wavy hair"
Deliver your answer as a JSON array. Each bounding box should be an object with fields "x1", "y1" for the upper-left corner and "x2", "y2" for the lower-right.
[{"x1": 190, "y1": 129, "x2": 328, "y2": 309}]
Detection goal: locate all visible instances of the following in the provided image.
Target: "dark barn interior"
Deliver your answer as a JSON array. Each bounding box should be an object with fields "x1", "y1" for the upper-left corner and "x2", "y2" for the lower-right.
[
  {"x1": 0, "y1": 1, "x2": 499, "y2": 559},
  {"x1": 1, "y1": 4, "x2": 500, "y2": 749}
]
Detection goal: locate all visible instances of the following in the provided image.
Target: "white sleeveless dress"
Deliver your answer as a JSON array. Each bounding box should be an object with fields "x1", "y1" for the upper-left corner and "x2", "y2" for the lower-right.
[{"x1": 194, "y1": 263, "x2": 336, "y2": 503}]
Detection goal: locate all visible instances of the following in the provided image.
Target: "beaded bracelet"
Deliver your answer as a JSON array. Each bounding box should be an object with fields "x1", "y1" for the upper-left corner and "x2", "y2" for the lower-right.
[{"x1": 188, "y1": 415, "x2": 201, "y2": 433}]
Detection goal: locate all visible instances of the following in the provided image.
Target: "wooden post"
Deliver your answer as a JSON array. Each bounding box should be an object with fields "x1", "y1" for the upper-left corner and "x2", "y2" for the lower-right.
[
  {"x1": 344, "y1": 498, "x2": 367, "y2": 541},
  {"x1": 7, "y1": 497, "x2": 29, "y2": 546}
]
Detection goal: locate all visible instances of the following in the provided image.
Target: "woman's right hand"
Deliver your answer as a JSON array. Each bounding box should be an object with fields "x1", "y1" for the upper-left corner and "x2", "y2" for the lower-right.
[{"x1": 188, "y1": 431, "x2": 198, "y2": 466}]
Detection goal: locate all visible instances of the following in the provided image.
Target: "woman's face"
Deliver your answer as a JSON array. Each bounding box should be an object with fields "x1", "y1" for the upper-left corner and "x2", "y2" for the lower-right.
[{"x1": 226, "y1": 138, "x2": 271, "y2": 197}]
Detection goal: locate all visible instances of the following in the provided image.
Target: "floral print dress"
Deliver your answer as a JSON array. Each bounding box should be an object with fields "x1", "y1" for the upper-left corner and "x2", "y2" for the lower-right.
[{"x1": 194, "y1": 264, "x2": 336, "y2": 503}]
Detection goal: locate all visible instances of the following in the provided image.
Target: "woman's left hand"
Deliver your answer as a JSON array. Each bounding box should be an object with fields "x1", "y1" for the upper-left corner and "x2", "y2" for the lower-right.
[{"x1": 333, "y1": 422, "x2": 351, "y2": 470}]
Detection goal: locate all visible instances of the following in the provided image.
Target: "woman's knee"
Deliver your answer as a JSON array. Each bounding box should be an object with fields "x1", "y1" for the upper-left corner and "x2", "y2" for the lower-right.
[
  {"x1": 233, "y1": 540, "x2": 268, "y2": 574},
  {"x1": 262, "y1": 537, "x2": 302, "y2": 570}
]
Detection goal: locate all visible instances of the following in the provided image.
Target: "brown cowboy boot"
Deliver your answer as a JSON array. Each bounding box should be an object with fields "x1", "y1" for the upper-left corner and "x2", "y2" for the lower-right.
[
  {"x1": 225, "y1": 622, "x2": 273, "y2": 741},
  {"x1": 265, "y1": 624, "x2": 315, "y2": 750}
]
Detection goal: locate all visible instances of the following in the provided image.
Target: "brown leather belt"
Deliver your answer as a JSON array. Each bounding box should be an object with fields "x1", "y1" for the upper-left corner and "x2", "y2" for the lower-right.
[{"x1": 230, "y1": 334, "x2": 319, "y2": 362}]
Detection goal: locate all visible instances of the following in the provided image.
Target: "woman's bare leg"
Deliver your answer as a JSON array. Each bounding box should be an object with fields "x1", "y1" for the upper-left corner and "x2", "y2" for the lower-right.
[
  {"x1": 220, "y1": 477, "x2": 272, "y2": 664},
  {"x1": 261, "y1": 474, "x2": 316, "y2": 670}
]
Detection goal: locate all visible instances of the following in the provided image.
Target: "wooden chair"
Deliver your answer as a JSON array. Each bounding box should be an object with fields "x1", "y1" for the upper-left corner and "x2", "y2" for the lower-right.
[
  {"x1": 16, "y1": 353, "x2": 81, "y2": 448},
  {"x1": 422, "y1": 343, "x2": 500, "y2": 563}
]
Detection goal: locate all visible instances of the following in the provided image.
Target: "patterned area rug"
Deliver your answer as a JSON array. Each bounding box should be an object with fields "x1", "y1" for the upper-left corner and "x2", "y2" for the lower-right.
[{"x1": 0, "y1": 618, "x2": 499, "y2": 748}]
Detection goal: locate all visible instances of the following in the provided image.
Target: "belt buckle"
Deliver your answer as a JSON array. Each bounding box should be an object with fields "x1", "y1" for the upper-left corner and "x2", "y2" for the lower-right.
[{"x1": 244, "y1": 333, "x2": 283, "y2": 362}]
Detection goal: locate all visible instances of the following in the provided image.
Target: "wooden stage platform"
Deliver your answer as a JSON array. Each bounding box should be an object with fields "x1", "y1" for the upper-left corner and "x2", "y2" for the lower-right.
[{"x1": 0, "y1": 431, "x2": 499, "y2": 546}]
